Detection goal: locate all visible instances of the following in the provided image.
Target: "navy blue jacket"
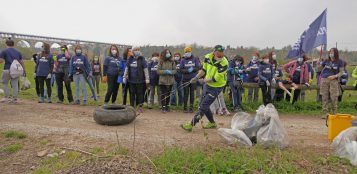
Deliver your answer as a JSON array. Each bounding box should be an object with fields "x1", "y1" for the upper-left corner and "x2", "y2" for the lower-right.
[
  {"x1": 69, "y1": 55, "x2": 90, "y2": 76},
  {"x1": 246, "y1": 61, "x2": 260, "y2": 82},
  {"x1": 179, "y1": 56, "x2": 200, "y2": 82},
  {"x1": 320, "y1": 59, "x2": 344, "y2": 78},
  {"x1": 127, "y1": 56, "x2": 148, "y2": 84},
  {"x1": 36, "y1": 54, "x2": 54, "y2": 77},
  {"x1": 56, "y1": 53, "x2": 71, "y2": 73},
  {"x1": 103, "y1": 56, "x2": 123, "y2": 77},
  {"x1": 148, "y1": 61, "x2": 159, "y2": 85},
  {"x1": 258, "y1": 62, "x2": 273, "y2": 85},
  {"x1": 227, "y1": 60, "x2": 245, "y2": 83}
]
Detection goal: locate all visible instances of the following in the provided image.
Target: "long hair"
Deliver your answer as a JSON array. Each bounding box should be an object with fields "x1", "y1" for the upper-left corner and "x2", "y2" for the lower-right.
[
  {"x1": 160, "y1": 49, "x2": 173, "y2": 61},
  {"x1": 329, "y1": 48, "x2": 339, "y2": 61},
  {"x1": 108, "y1": 45, "x2": 119, "y2": 57},
  {"x1": 123, "y1": 47, "x2": 132, "y2": 59},
  {"x1": 42, "y1": 43, "x2": 50, "y2": 57}
]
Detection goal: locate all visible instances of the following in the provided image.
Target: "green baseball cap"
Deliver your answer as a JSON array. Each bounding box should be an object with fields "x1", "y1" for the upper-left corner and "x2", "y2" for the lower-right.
[{"x1": 214, "y1": 45, "x2": 225, "y2": 52}]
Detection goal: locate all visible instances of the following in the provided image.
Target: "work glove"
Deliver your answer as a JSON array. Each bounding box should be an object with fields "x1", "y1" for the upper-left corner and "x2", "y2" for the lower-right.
[
  {"x1": 188, "y1": 67, "x2": 193, "y2": 73},
  {"x1": 286, "y1": 90, "x2": 292, "y2": 97},
  {"x1": 238, "y1": 69, "x2": 243, "y2": 74},
  {"x1": 164, "y1": 70, "x2": 172, "y2": 75},
  {"x1": 265, "y1": 80, "x2": 270, "y2": 87},
  {"x1": 190, "y1": 77, "x2": 198, "y2": 84},
  {"x1": 47, "y1": 73, "x2": 52, "y2": 79}
]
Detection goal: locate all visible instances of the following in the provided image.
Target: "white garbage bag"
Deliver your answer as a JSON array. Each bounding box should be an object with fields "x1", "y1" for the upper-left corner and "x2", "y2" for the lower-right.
[
  {"x1": 231, "y1": 112, "x2": 253, "y2": 130},
  {"x1": 331, "y1": 127, "x2": 357, "y2": 166},
  {"x1": 256, "y1": 104, "x2": 289, "y2": 149},
  {"x1": 218, "y1": 128, "x2": 252, "y2": 147},
  {"x1": 20, "y1": 76, "x2": 31, "y2": 90}
]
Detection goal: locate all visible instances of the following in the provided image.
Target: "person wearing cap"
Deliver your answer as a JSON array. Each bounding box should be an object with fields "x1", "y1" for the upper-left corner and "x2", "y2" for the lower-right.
[
  {"x1": 258, "y1": 55, "x2": 273, "y2": 106},
  {"x1": 170, "y1": 52, "x2": 183, "y2": 107},
  {"x1": 180, "y1": 47, "x2": 200, "y2": 113},
  {"x1": 55, "y1": 45, "x2": 74, "y2": 104},
  {"x1": 181, "y1": 45, "x2": 228, "y2": 131},
  {"x1": 69, "y1": 45, "x2": 91, "y2": 105},
  {"x1": 227, "y1": 55, "x2": 245, "y2": 112},
  {"x1": 246, "y1": 52, "x2": 260, "y2": 103}
]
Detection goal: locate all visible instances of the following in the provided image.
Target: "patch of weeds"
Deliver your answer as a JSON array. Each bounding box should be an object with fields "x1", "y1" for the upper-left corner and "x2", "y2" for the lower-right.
[
  {"x1": 3, "y1": 143, "x2": 22, "y2": 153},
  {"x1": 32, "y1": 167, "x2": 52, "y2": 174},
  {"x1": 3, "y1": 130, "x2": 27, "y2": 139},
  {"x1": 90, "y1": 146, "x2": 103, "y2": 155}
]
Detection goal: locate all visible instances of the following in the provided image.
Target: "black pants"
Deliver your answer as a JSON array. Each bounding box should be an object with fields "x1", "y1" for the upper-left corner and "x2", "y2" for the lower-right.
[
  {"x1": 260, "y1": 84, "x2": 271, "y2": 106},
  {"x1": 35, "y1": 77, "x2": 40, "y2": 97},
  {"x1": 38, "y1": 76, "x2": 51, "y2": 98},
  {"x1": 129, "y1": 83, "x2": 145, "y2": 107},
  {"x1": 105, "y1": 75, "x2": 120, "y2": 103},
  {"x1": 56, "y1": 73, "x2": 73, "y2": 102},
  {"x1": 160, "y1": 85, "x2": 172, "y2": 108},
  {"x1": 274, "y1": 89, "x2": 285, "y2": 101},
  {"x1": 122, "y1": 83, "x2": 129, "y2": 105},
  {"x1": 183, "y1": 82, "x2": 195, "y2": 109},
  {"x1": 285, "y1": 89, "x2": 301, "y2": 104}
]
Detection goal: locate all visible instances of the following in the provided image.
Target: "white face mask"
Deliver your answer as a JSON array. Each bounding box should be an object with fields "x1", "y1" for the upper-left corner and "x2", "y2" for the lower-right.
[
  {"x1": 252, "y1": 56, "x2": 258, "y2": 61},
  {"x1": 152, "y1": 56, "x2": 158, "y2": 62},
  {"x1": 263, "y1": 59, "x2": 269, "y2": 63},
  {"x1": 329, "y1": 53, "x2": 334, "y2": 59},
  {"x1": 184, "y1": 52, "x2": 192, "y2": 58},
  {"x1": 272, "y1": 55, "x2": 277, "y2": 60},
  {"x1": 111, "y1": 50, "x2": 117, "y2": 56},
  {"x1": 297, "y1": 57, "x2": 303, "y2": 63},
  {"x1": 174, "y1": 56, "x2": 180, "y2": 61},
  {"x1": 133, "y1": 51, "x2": 141, "y2": 57}
]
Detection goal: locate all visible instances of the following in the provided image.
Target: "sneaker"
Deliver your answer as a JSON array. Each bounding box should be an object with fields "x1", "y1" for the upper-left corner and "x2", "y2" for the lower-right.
[
  {"x1": 202, "y1": 122, "x2": 217, "y2": 129},
  {"x1": 73, "y1": 100, "x2": 80, "y2": 105},
  {"x1": 181, "y1": 122, "x2": 193, "y2": 132},
  {"x1": 9, "y1": 98, "x2": 18, "y2": 104},
  {"x1": 38, "y1": 97, "x2": 44, "y2": 103},
  {"x1": 189, "y1": 107, "x2": 194, "y2": 113},
  {"x1": 103, "y1": 102, "x2": 108, "y2": 106},
  {"x1": 218, "y1": 108, "x2": 224, "y2": 116},
  {"x1": 48, "y1": 97, "x2": 52, "y2": 103},
  {"x1": 184, "y1": 108, "x2": 189, "y2": 113},
  {"x1": 138, "y1": 106, "x2": 143, "y2": 113},
  {"x1": 166, "y1": 106, "x2": 170, "y2": 112},
  {"x1": 57, "y1": 100, "x2": 63, "y2": 104}
]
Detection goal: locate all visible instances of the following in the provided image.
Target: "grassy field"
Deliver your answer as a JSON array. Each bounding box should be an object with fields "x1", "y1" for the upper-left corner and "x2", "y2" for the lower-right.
[{"x1": 1, "y1": 60, "x2": 356, "y2": 115}]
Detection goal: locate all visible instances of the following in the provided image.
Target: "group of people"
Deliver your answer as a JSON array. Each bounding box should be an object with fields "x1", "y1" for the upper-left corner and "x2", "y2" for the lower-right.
[{"x1": 1, "y1": 38, "x2": 357, "y2": 126}]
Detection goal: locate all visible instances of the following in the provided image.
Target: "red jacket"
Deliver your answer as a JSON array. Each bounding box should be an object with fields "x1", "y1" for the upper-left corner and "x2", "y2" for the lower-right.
[{"x1": 283, "y1": 60, "x2": 309, "y2": 84}]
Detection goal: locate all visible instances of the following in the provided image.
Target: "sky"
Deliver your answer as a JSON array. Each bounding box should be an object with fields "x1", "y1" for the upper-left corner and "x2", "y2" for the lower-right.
[{"x1": 1, "y1": 0, "x2": 357, "y2": 50}]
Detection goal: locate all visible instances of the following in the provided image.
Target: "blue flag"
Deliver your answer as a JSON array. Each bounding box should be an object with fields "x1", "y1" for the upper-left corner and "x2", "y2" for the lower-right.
[{"x1": 287, "y1": 9, "x2": 327, "y2": 59}]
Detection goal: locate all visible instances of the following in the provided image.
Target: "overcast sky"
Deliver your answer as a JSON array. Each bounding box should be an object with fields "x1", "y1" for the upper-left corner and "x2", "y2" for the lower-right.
[{"x1": 1, "y1": 0, "x2": 357, "y2": 50}]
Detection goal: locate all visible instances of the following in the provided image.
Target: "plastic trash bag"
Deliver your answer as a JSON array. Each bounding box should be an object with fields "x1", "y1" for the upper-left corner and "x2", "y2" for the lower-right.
[
  {"x1": 331, "y1": 127, "x2": 357, "y2": 166},
  {"x1": 20, "y1": 76, "x2": 31, "y2": 90},
  {"x1": 218, "y1": 128, "x2": 252, "y2": 146},
  {"x1": 231, "y1": 112, "x2": 252, "y2": 130},
  {"x1": 0, "y1": 88, "x2": 4, "y2": 94},
  {"x1": 256, "y1": 104, "x2": 289, "y2": 149}
]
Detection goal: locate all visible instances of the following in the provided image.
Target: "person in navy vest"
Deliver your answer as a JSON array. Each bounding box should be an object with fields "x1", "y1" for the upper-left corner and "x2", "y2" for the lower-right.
[
  {"x1": 35, "y1": 43, "x2": 54, "y2": 103},
  {"x1": 69, "y1": 45, "x2": 91, "y2": 105},
  {"x1": 148, "y1": 52, "x2": 160, "y2": 109},
  {"x1": 123, "y1": 47, "x2": 149, "y2": 113},
  {"x1": 180, "y1": 47, "x2": 200, "y2": 113},
  {"x1": 91, "y1": 55, "x2": 101, "y2": 98},
  {"x1": 227, "y1": 55, "x2": 245, "y2": 112},
  {"x1": 258, "y1": 55, "x2": 273, "y2": 105},
  {"x1": 170, "y1": 52, "x2": 183, "y2": 107},
  {"x1": 338, "y1": 60, "x2": 348, "y2": 102},
  {"x1": 103, "y1": 45, "x2": 123, "y2": 105},
  {"x1": 121, "y1": 47, "x2": 132, "y2": 105},
  {"x1": 246, "y1": 52, "x2": 260, "y2": 103},
  {"x1": 0, "y1": 38, "x2": 26, "y2": 103},
  {"x1": 318, "y1": 48, "x2": 344, "y2": 119},
  {"x1": 55, "y1": 45, "x2": 73, "y2": 104}
]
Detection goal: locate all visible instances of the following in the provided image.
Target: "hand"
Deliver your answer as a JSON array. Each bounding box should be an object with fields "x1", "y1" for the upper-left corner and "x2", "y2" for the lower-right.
[
  {"x1": 286, "y1": 91, "x2": 292, "y2": 97},
  {"x1": 165, "y1": 70, "x2": 172, "y2": 75},
  {"x1": 188, "y1": 67, "x2": 193, "y2": 73},
  {"x1": 327, "y1": 75, "x2": 337, "y2": 80},
  {"x1": 246, "y1": 67, "x2": 251, "y2": 71},
  {"x1": 272, "y1": 78, "x2": 276, "y2": 84},
  {"x1": 33, "y1": 73, "x2": 36, "y2": 77},
  {"x1": 47, "y1": 73, "x2": 52, "y2": 79},
  {"x1": 265, "y1": 80, "x2": 270, "y2": 86},
  {"x1": 238, "y1": 70, "x2": 243, "y2": 74},
  {"x1": 123, "y1": 78, "x2": 127, "y2": 84},
  {"x1": 304, "y1": 83, "x2": 310, "y2": 87},
  {"x1": 190, "y1": 77, "x2": 198, "y2": 84}
]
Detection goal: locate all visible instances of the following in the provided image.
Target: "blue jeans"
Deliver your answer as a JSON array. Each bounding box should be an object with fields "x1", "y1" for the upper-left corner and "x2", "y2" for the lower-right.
[
  {"x1": 73, "y1": 74, "x2": 87, "y2": 101},
  {"x1": 228, "y1": 82, "x2": 242, "y2": 108},
  {"x1": 170, "y1": 81, "x2": 183, "y2": 106}
]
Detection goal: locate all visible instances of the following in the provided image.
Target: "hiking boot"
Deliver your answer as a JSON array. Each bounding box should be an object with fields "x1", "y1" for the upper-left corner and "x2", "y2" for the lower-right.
[
  {"x1": 48, "y1": 97, "x2": 52, "y2": 103},
  {"x1": 38, "y1": 97, "x2": 44, "y2": 103},
  {"x1": 103, "y1": 102, "x2": 108, "y2": 106},
  {"x1": 9, "y1": 98, "x2": 18, "y2": 104},
  {"x1": 202, "y1": 122, "x2": 217, "y2": 129},
  {"x1": 181, "y1": 122, "x2": 193, "y2": 132}
]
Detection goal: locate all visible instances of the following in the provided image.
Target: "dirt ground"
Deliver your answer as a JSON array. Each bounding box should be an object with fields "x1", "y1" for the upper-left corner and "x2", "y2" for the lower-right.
[{"x1": 0, "y1": 99, "x2": 331, "y2": 173}]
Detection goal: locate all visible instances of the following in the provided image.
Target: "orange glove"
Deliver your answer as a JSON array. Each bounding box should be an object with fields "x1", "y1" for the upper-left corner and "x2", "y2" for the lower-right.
[{"x1": 102, "y1": 76, "x2": 107, "y2": 83}]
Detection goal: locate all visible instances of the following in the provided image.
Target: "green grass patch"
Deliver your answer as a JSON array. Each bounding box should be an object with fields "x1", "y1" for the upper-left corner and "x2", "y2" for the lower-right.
[
  {"x1": 3, "y1": 130, "x2": 27, "y2": 139},
  {"x1": 152, "y1": 146, "x2": 357, "y2": 174},
  {"x1": 3, "y1": 143, "x2": 23, "y2": 153}
]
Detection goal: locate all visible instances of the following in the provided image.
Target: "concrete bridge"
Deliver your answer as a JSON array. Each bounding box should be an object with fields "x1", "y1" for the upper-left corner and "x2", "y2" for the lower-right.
[{"x1": 0, "y1": 31, "x2": 130, "y2": 57}]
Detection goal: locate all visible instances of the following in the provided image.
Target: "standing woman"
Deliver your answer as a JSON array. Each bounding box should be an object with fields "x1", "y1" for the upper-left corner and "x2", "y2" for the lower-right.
[
  {"x1": 227, "y1": 55, "x2": 245, "y2": 112},
  {"x1": 103, "y1": 45, "x2": 123, "y2": 105},
  {"x1": 122, "y1": 47, "x2": 132, "y2": 105},
  {"x1": 69, "y1": 45, "x2": 91, "y2": 105},
  {"x1": 148, "y1": 52, "x2": 160, "y2": 108},
  {"x1": 246, "y1": 52, "x2": 260, "y2": 103},
  {"x1": 318, "y1": 48, "x2": 344, "y2": 119},
  {"x1": 258, "y1": 55, "x2": 273, "y2": 105},
  {"x1": 180, "y1": 47, "x2": 200, "y2": 113},
  {"x1": 55, "y1": 45, "x2": 74, "y2": 104},
  {"x1": 123, "y1": 47, "x2": 149, "y2": 112},
  {"x1": 91, "y1": 55, "x2": 102, "y2": 98},
  {"x1": 35, "y1": 43, "x2": 54, "y2": 103},
  {"x1": 170, "y1": 52, "x2": 183, "y2": 107},
  {"x1": 157, "y1": 49, "x2": 176, "y2": 113}
]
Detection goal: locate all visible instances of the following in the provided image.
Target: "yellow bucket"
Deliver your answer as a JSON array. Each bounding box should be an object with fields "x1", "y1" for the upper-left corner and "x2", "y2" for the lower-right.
[{"x1": 327, "y1": 114, "x2": 355, "y2": 142}]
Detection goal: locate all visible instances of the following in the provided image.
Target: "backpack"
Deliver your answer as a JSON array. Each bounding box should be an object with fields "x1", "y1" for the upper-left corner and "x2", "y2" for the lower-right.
[{"x1": 10, "y1": 59, "x2": 24, "y2": 78}]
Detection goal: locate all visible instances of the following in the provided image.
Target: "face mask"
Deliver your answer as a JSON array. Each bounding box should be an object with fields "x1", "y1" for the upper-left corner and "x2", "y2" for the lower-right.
[
  {"x1": 133, "y1": 51, "x2": 141, "y2": 57},
  {"x1": 165, "y1": 53, "x2": 171, "y2": 59},
  {"x1": 94, "y1": 58, "x2": 99, "y2": 62},
  {"x1": 174, "y1": 56, "x2": 180, "y2": 61},
  {"x1": 329, "y1": 53, "x2": 334, "y2": 59},
  {"x1": 252, "y1": 56, "x2": 257, "y2": 61},
  {"x1": 263, "y1": 59, "x2": 269, "y2": 63},
  {"x1": 111, "y1": 50, "x2": 117, "y2": 56},
  {"x1": 76, "y1": 50, "x2": 82, "y2": 56},
  {"x1": 297, "y1": 57, "x2": 303, "y2": 63},
  {"x1": 272, "y1": 55, "x2": 277, "y2": 60},
  {"x1": 152, "y1": 57, "x2": 158, "y2": 62},
  {"x1": 235, "y1": 61, "x2": 241, "y2": 65},
  {"x1": 184, "y1": 52, "x2": 192, "y2": 58}
]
